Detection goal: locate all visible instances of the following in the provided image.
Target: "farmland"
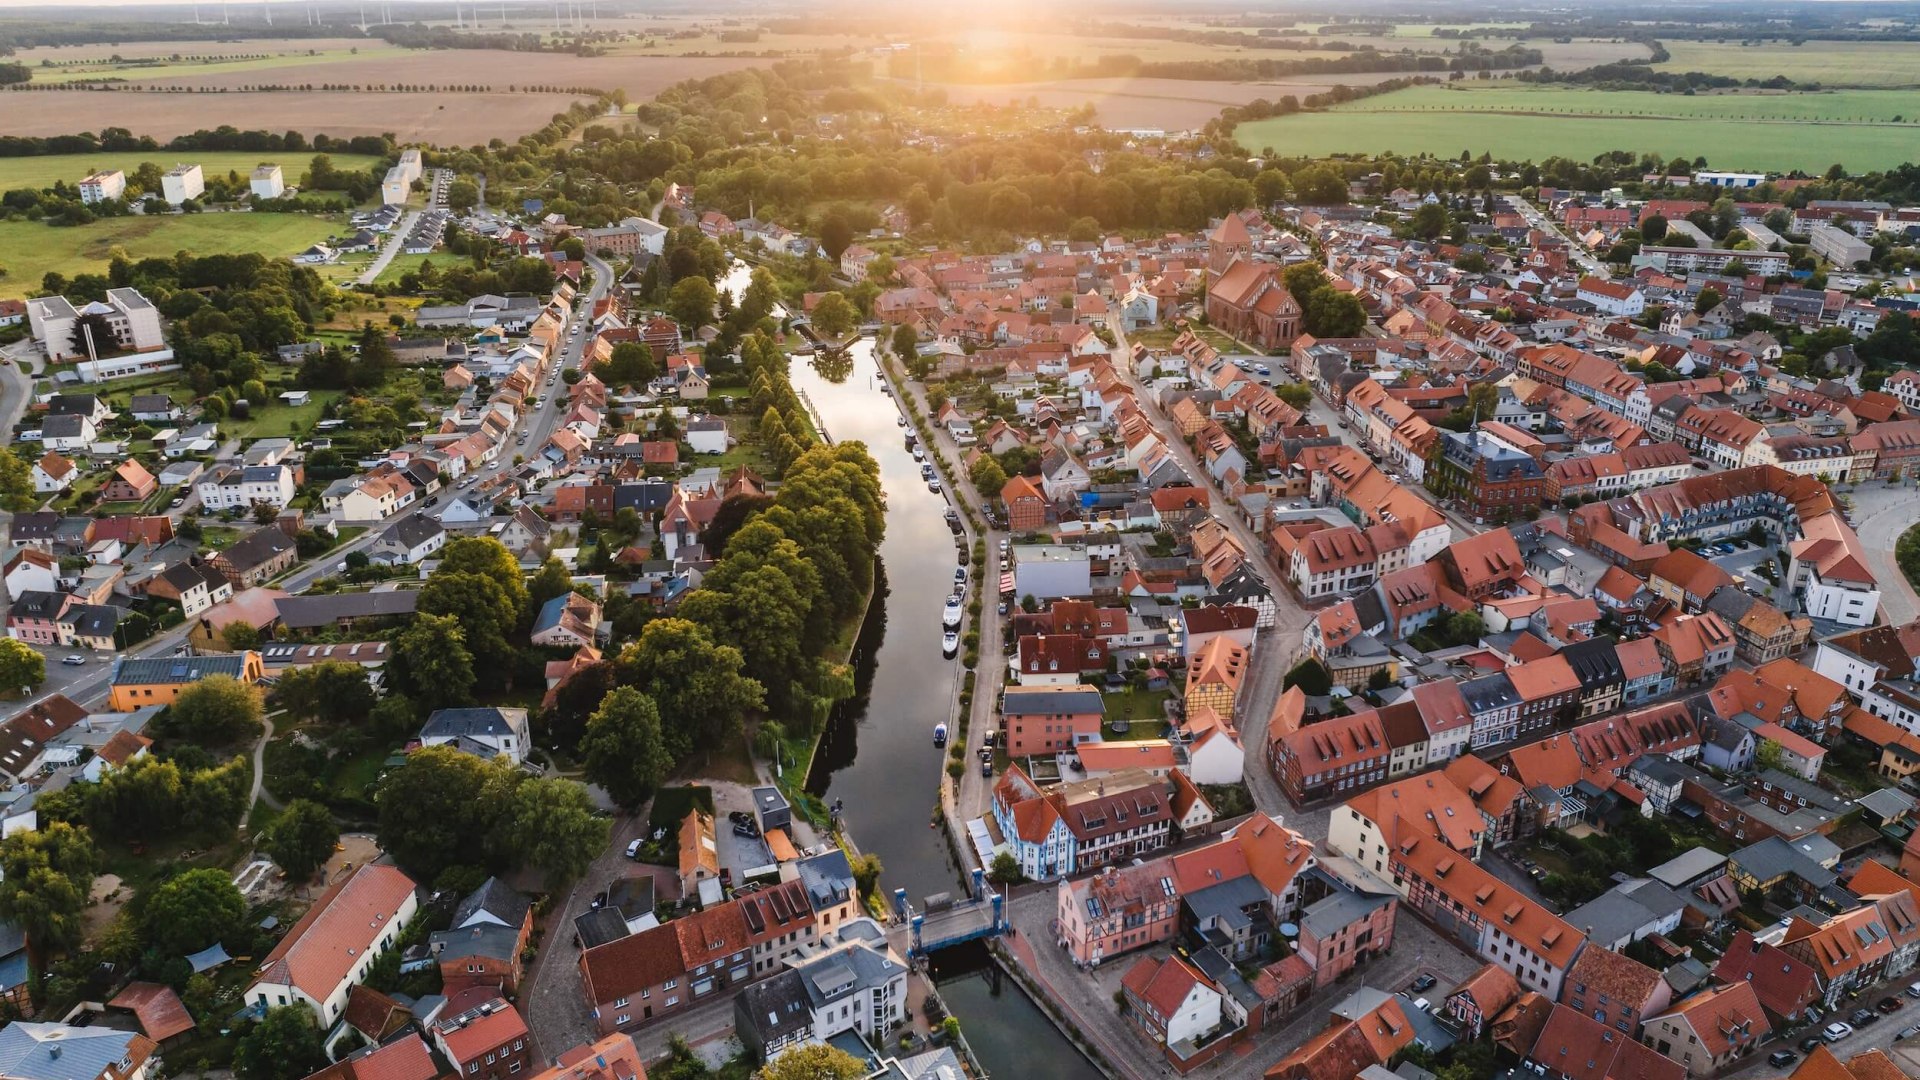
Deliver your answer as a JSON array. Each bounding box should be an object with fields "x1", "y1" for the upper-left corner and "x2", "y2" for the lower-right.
[
  {"x1": 1654, "y1": 40, "x2": 1920, "y2": 88},
  {"x1": 0, "y1": 213, "x2": 342, "y2": 298},
  {"x1": 1233, "y1": 85, "x2": 1920, "y2": 172},
  {"x1": 0, "y1": 151, "x2": 381, "y2": 194},
  {"x1": 0, "y1": 52, "x2": 764, "y2": 143}
]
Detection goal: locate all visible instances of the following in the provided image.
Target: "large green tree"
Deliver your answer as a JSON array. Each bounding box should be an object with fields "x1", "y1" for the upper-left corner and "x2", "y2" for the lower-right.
[
  {"x1": 417, "y1": 538, "x2": 526, "y2": 691},
  {"x1": 0, "y1": 822, "x2": 97, "y2": 973},
  {"x1": 262, "y1": 799, "x2": 339, "y2": 883},
  {"x1": 143, "y1": 868, "x2": 246, "y2": 956},
  {"x1": 0, "y1": 447, "x2": 35, "y2": 513},
  {"x1": 389, "y1": 613, "x2": 477, "y2": 709},
  {"x1": 810, "y1": 291, "x2": 856, "y2": 339},
  {"x1": 271, "y1": 662, "x2": 376, "y2": 725},
  {"x1": 1303, "y1": 289, "x2": 1367, "y2": 338},
  {"x1": 375, "y1": 747, "x2": 518, "y2": 881},
  {"x1": 580, "y1": 687, "x2": 671, "y2": 809},
  {"x1": 668, "y1": 276, "x2": 718, "y2": 331},
  {"x1": 614, "y1": 618, "x2": 764, "y2": 763},
  {"x1": 760, "y1": 1043, "x2": 867, "y2": 1080},
  {"x1": 234, "y1": 1006, "x2": 326, "y2": 1080},
  {"x1": 0, "y1": 638, "x2": 45, "y2": 696},
  {"x1": 168, "y1": 675, "x2": 264, "y2": 746},
  {"x1": 499, "y1": 778, "x2": 607, "y2": 884}
]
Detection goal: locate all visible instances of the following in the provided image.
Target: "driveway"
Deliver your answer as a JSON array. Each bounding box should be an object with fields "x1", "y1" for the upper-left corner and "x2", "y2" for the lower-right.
[{"x1": 355, "y1": 209, "x2": 422, "y2": 286}]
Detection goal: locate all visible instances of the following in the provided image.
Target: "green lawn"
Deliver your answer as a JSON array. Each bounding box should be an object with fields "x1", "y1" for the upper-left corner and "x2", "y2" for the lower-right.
[
  {"x1": 0, "y1": 213, "x2": 346, "y2": 299},
  {"x1": 1233, "y1": 84, "x2": 1920, "y2": 172},
  {"x1": 0, "y1": 151, "x2": 381, "y2": 194},
  {"x1": 1656, "y1": 40, "x2": 1920, "y2": 88},
  {"x1": 1105, "y1": 687, "x2": 1172, "y2": 733}
]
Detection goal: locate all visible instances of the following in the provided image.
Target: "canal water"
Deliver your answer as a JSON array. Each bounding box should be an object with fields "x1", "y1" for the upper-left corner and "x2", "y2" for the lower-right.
[{"x1": 720, "y1": 263, "x2": 1102, "y2": 1079}]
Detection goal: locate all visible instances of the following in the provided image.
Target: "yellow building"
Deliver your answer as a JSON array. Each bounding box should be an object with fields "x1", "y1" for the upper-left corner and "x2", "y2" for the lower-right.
[{"x1": 108, "y1": 651, "x2": 263, "y2": 710}]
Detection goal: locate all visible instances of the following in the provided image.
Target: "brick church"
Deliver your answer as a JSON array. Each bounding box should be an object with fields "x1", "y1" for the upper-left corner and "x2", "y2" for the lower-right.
[{"x1": 1203, "y1": 214, "x2": 1301, "y2": 352}]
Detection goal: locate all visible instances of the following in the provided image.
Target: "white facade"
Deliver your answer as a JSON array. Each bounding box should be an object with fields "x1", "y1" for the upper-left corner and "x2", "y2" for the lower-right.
[
  {"x1": 197, "y1": 464, "x2": 296, "y2": 511},
  {"x1": 250, "y1": 164, "x2": 286, "y2": 200},
  {"x1": 160, "y1": 164, "x2": 204, "y2": 205},
  {"x1": 79, "y1": 170, "x2": 126, "y2": 204},
  {"x1": 1183, "y1": 730, "x2": 1244, "y2": 786},
  {"x1": 1809, "y1": 640, "x2": 1884, "y2": 696},
  {"x1": 1797, "y1": 570, "x2": 1880, "y2": 628},
  {"x1": 28, "y1": 288, "x2": 167, "y2": 363},
  {"x1": 1809, "y1": 224, "x2": 1872, "y2": 268}
]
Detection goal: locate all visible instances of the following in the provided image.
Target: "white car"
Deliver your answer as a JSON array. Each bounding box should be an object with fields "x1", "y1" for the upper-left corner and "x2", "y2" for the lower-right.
[
  {"x1": 625, "y1": 838, "x2": 643, "y2": 860},
  {"x1": 1824, "y1": 1021, "x2": 1854, "y2": 1043}
]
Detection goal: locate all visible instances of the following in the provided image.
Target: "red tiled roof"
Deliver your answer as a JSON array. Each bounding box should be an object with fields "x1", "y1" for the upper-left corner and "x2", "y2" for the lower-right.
[
  {"x1": 250, "y1": 862, "x2": 416, "y2": 1004},
  {"x1": 109, "y1": 982, "x2": 194, "y2": 1042}
]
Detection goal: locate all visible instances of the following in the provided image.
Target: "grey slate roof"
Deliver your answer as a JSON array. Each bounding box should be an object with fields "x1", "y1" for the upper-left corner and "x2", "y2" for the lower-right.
[
  {"x1": 1002, "y1": 687, "x2": 1105, "y2": 715},
  {"x1": 572, "y1": 908, "x2": 631, "y2": 950},
  {"x1": 112, "y1": 653, "x2": 252, "y2": 685},
  {"x1": 275, "y1": 589, "x2": 420, "y2": 629},
  {"x1": 429, "y1": 922, "x2": 520, "y2": 963},
  {"x1": 796, "y1": 850, "x2": 855, "y2": 915},
  {"x1": 453, "y1": 877, "x2": 530, "y2": 931},
  {"x1": 421, "y1": 707, "x2": 527, "y2": 741},
  {"x1": 735, "y1": 969, "x2": 813, "y2": 1047},
  {"x1": 1647, "y1": 846, "x2": 1728, "y2": 890},
  {"x1": 0, "y1": 1023, "x2": 148, "y2": 1080}
]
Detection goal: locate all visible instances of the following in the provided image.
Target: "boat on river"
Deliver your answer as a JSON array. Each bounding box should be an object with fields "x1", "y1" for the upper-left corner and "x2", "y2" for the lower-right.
[{"x1": 933, "y1": 722, "x2": 949, "y2": 747}]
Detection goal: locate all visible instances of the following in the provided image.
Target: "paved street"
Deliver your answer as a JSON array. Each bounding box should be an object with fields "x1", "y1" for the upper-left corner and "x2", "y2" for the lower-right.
[
  {"x1": 1849, "y1": 478, "x2": 1920, "y2": 626},
  {"x1": 521, "y1": 810, "x2": 647, "y2": 1061},
  {"x1": 356, "y1": 209, "x2": 423, "y2": 286},
  {"x1": 1505, "y1": 194, "x2": 1609, "y2": 279}
]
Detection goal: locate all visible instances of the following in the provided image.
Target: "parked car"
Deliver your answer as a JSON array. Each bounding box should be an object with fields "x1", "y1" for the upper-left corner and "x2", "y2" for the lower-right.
[
  {"x1": 732, "y1": 820, "x2": 759, "y2": 838},
  {"x1": 728, "y1": 811, "x2": 754, "y2": 826},
  {"x1": 1824, "y1": 1021, "x2": 1854, "y2": 1042},
  {"x1": 1899, "y1": 1023, "x2": 1920, "y2": 1042},
  {"x1": 1799, "y1": 1036, "x2": 1825, "y2": 1053},
  {"x1": 1409, "y1": 974, "x2": 1437, "y2": 993},
  {"x1": 60, "y1": 655, "x2": 85, "y2": 666},
  {"x1": 1849, "y1": 1008, "x2": 1877, "y2": 1026},
  {"x1": 1879, "y1": 996, "x2": 1905, "y2": 1013},
  {"x1": 1767, "y1": 1051, "x2": 1797, "y2": 1068},
  {"x1": 624, "y1": 838, "x2": 642, "y2": 859}
]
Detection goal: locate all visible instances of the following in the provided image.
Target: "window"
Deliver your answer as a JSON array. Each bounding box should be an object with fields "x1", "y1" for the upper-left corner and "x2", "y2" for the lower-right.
[
  {"x1": 615, "y1": 1014, "x2": 629, "y2": 1025},
  {"x1": 665, "y1": 996, "x2": 679, "y2": 1007},
  {"x1": 613, "y1": 997, "x2": 628, "y2": 1008}
]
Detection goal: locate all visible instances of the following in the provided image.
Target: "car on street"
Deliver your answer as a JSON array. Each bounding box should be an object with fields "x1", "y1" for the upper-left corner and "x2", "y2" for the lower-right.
[
  {"x1": 1899, "y1": 1023, "x2": 1920, "y2": 1042},
  {"x1": 1408, "y1": 974, "x2": 1437, "y2": 993},
  {"x1": 624, "y1": 838, "x2": 642, "y2": 859},
  {"x1": 61, "y1": 655, "x2": 85, "y2": 666},
  {"x1": 1824, "y1": 1021, "x2": 1854, "y2": 1042},
  {"x1": 1767, "y1": 1051, "x2": 1797, "y2": 1068},
  {"x1": 1849, "y1": 1007, "x2": 1877, "y2": 1026},
  {"x1": 1879, "y1": 996, "x2": 1905, "y2": 1013},
  {"x1": 1800, "y1": 1036, "x2": 1825, "y2": 1053}
]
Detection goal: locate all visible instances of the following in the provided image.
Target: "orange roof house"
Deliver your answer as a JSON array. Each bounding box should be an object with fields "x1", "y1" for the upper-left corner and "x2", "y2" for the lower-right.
[{"x1": 244, "y1": 863, "x2": 419, "y2": 1025}]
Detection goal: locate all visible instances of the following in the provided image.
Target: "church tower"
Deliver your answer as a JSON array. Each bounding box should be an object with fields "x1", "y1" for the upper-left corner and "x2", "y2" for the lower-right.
[{"x1": 1207, "y1": 213, "x2": 1252, "y2": 278}]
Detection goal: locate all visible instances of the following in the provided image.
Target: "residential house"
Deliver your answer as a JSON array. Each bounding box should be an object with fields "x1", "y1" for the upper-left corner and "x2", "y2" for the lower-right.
[{"x1": 244, "y1": 863, "x2": 420, "y2": 1025}]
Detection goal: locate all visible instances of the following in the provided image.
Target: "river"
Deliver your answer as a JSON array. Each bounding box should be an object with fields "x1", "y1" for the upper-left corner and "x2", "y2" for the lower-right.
[{"x1": 720, "y1": 264, "x2": 1101, "y2": 1080}]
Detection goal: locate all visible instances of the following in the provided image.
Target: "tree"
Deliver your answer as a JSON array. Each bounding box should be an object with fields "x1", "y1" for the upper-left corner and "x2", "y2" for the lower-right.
[
  {"x1": 0, "y1": 447, "x2": 36, "y2": 512},
  {"x1": 500, "y1": 778, "x2": 607, "y2": 884},
  {"x1": 969, "y1": 455, "x2": 1007, "y2": 495},
  {"x1": 418, "y1": 538, "x2": 527, "y2": 688},
  {"x1": 1275, "y1": 383, "x2": 1312, "y2": 409},
  {"x1": 389, "y1": 613, "x2": 476, "y2": 709},
  {"x1": 1694, "y1": 286, "x2": 1724, "y2": 315},
  {"x1": 1253, "y1": 168, "x2": 1290, "y2": 207},
  {"x1": 1408, "y1": 202, "x2": 1450, "y2": 242},
  {"x1": 614, "y1": 618, "x2": 764, "y2": 763},
  {"x1": 1641, "y1": 215, "x2": 1668, "y2": 242},
  {"x1": 1755, "y1": 738, "x2": 1784, "y2": 774},
  {"x1": 602, "y1": 341, "x2": 659, "y2": 389},
  {"x1": 817, "y1": 211, "x2": 854, "y2": 265},
  {"x1": 1282, "y1": 262, "x2": 1329, "y2": 301},
  {"x1": 1303, "y1": 289, "x2": 1367, "y2": 338},
  {"x1": 528, "y1": 558, "x2": 576, "y2": 613},
  {"x1": 234, "y1": 1006, "x2": 326, "y2": 1080},
  {"x1": 1290, "y1": 164, "x2": 1347, "y2": 205},
  {"x1": 988, "y1": 850, "x2": 1023, "y2": 886},
  {"x1": 221, "y1": 621, "x2": 263, "y2": 651},
  {"x1": 271, "y1": 662, "x2": 374, "y2": 725},
  {"x1": 1443, "y1": 609, "x2": 1486, "y2": 647},
  {"x1": 0, "y1": 822, "x2": 97, "y2": 973},
  {"x1": 144, "y1": 868, "x2": 246, "y2": 956},
  {"x1": 0, "y1": 638, "x2": 45, "y2": 696},
  {"x1": 169, "y1": 675, "x2": 263, "y2": 746},
  {"x1": 445, "y1": 179, "x2": 478, "y2": 211},
  {"x1": 1282, "y1": 658, "x2": 1331, "y2": 695},
  {"x1": 262, "y1": 799, "x2": 338, "y2": 882},
  {"x1": 891, "y1": 323, "x2": 918, "y2": 362},
  {"x1": 810, "y1": 292, "x2": 856, "y2": 339},
  {"x1": 579, "y1": 687, "x2": 671, "y2": 808},
  {"x1": 668, "y1": 275, "x2": 717, "y2": 331},
  {"x1": 375, "y1": 746, "x2": 516, "y2": 881},
  {"x1": 759, "y1": 1044, "x2": 867, "y2": 1080}
]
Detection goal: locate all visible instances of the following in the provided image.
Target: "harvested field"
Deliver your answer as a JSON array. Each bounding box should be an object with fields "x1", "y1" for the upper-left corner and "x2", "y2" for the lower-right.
[
  {"x1": 1655, "y1": 40, "x2": 1920, "y2": 88},
  {"x1": 50, "y1": 50, "x2": 767, "y2": 96},
  {"x1": 0, "y1": 89, "x2": 591, "y2": 143},
  {"x1": 10, "y1": 36, "x2": 377, "y2": 62}
]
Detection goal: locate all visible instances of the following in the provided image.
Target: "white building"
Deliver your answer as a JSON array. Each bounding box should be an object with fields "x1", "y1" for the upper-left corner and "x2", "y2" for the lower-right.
[
  {"x1": 1012, "y1": 544, "x2": 1092, "y2": 601},
  {"x1": 160, "y1": 163, "x2": 204, "y2": 205},
  {"x1": 419, "y1": 707, "x2": 530, "y2": 764},
  {"x1": 27, "y1": 288, "x2": 167, "y2": 362},
  {"x1": 1575, "y1": 277, "x2": 1646, "y2": 318},
  {"x1": 78, "y1": 170, "x2": 126, "y2": 204},
  {"x1": 381, "y1": 148, "x2": 424, "y2": 206},
  {"x1": 1694, "y1": 172, "x2": 1767, "y2": 189},
  {"x1": 197, "y1": 464, "x2": 296, "y2": 512},
  {"x1": 1808, "y1": 224, "x2": 1872, "y2": 268},
  {"x1": 244, "y1": 862, "x2": 418, "y2": 1025},
  {"x1": 250, "y1": 164, "x2": 285, "y2": 200}
]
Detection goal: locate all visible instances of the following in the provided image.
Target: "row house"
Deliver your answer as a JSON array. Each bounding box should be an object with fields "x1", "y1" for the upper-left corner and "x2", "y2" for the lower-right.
[
  {"x1": 1268, "y1": 708, "x2": 1391, "y2": 806},
  {"x1": 1054, "y1": 861, "x2": 1183, "y2": 968},
  {"x1": 1392, "y1": 831, "x2": 1587, "y2": 999},
  {"x1": 990, "y1": 765, "x2": 1172, "y2": 882}
]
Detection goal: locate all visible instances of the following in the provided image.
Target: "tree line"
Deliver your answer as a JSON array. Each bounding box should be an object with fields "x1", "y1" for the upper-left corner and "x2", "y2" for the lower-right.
[{"x1": 0, "y1": 124, "x2": 391, "y2": 159}]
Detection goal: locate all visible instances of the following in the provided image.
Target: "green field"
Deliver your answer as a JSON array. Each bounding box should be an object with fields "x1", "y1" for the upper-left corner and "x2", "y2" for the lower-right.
[
  {"x1": 0, "y1": 151, "x2": 382, "y2": 195},
  {"x1": 1234, "y1": 84, "x2": 1920, "y2": 172},
  {"x1": 0, "y1": 213, "x2": 344, "y2": 297},
  {"x1": 1656, "y1": 40, "x2": 1920, "y2": 88}
]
